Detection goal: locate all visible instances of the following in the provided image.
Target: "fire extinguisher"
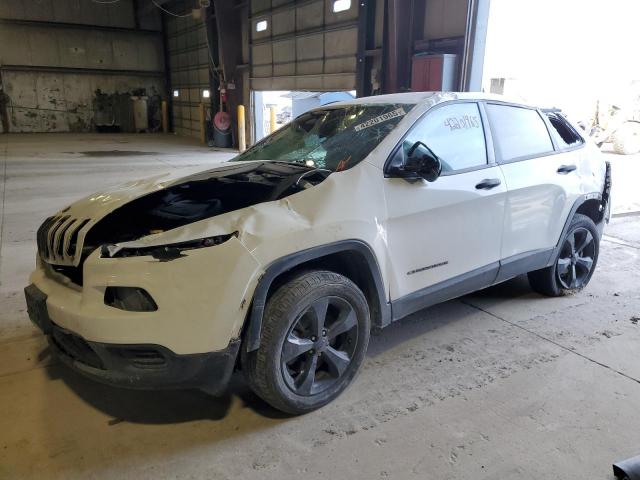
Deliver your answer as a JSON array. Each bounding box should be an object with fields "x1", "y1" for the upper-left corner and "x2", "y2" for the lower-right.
[
  {"x1": 212, "y1": 83, "x2": 231, "y2": 147},
  {"x1": 219, "y1": 86, "x2": 227, "y2": 111}
]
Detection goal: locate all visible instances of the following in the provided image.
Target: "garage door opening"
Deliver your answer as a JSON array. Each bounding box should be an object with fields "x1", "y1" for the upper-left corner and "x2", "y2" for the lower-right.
[{"x1": 252, "y1": 90, "x2": 355, "y2": 142}]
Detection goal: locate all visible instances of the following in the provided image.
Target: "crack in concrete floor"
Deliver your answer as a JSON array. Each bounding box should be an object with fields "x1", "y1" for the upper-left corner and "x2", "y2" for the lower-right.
[{"x1": 462, "y1": 298, "x2": 640, "y2": 386}]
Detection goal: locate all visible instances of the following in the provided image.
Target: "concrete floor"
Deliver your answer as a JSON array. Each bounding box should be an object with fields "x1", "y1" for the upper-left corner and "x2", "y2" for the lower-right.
[{"x1": 1, "y1": 133, "x2": 639, "y2": 480}]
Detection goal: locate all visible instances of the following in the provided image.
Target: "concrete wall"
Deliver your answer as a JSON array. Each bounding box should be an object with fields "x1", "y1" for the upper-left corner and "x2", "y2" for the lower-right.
[
  {"x1": 2, "y1": 71, "x2": 163, "y2": 133},
  {"x1": 0, "y1": 0, "x2": 165, "y2": 133}
]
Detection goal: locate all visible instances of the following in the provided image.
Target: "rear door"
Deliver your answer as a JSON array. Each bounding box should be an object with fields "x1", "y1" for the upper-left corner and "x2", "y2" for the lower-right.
[{"x1": 485, "y1": 103, "x2": 584, "y2": 263}]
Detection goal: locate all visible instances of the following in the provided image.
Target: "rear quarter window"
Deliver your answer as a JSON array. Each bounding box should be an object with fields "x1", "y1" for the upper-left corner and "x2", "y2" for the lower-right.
[
  {"x1": 545, "y1": 112, "x2": 584, "y2": 149},
  {"x1": 486, "y1": 104, "x2": 554, "y2": 162}
]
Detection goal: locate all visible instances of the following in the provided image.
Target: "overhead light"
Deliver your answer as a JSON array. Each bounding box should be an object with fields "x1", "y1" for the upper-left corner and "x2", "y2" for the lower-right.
[
  {"x1": 333, "y1": 0, "x2": 350, "y2": 12},
  {"x1": 256, "y1": 20, "x2": 268, "y2": 32},
  {"x1": 173, "y1": 90, "x2": 179, "y2": 97},
  {"x1": 202, "y1": 89, "x2": 210, "y2": 98}
]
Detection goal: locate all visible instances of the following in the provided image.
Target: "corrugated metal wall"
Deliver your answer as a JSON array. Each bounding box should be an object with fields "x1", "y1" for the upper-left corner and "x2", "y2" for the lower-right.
[
  {"x1": 166, "y1": 11, "x2": 211, "y2": 139},
  {"x1": 250, "y1": 0, "x2": 359, "y2": 91}
]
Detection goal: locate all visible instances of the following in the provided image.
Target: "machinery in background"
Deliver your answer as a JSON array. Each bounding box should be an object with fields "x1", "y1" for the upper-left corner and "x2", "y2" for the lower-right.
[
  {"x1": 582, "y1": 82, "x2": 640, "y2": 155},
  {"x1": 92, "y1": 88, "x2": 163, "y2": 133}
]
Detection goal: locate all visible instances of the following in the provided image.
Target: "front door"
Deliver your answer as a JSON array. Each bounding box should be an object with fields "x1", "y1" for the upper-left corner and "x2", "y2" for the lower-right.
[{"x1": 383, "y1": 101, "x2": 507, "y2": 302}]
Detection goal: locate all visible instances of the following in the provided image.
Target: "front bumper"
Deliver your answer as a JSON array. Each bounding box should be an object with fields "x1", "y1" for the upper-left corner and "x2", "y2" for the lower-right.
[
  {"x1": 25, "y1": 284, "x2": 240, "y2": 392},
  {"x1": 28, "y1": 235, "x2": 261, "y2": 354}
]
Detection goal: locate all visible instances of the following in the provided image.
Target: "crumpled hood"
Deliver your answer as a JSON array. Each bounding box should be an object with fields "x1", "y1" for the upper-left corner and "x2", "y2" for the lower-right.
[
  {"x1": 59, "y1": 161, "x2": 262, "y2": 220},
  {"x1": 37, "y1": 160, "x2": 327, "y2": 267}
]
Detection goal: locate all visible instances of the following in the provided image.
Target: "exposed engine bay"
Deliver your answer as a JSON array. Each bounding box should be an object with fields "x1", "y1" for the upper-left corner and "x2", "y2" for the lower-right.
[{"x1": 84, "y1": 161, "x2": 330, "y2": 250}]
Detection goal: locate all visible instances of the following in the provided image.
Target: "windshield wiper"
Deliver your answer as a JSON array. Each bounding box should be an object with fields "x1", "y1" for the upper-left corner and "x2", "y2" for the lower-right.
[{"x1": 262, "y1": 159, "x2": 315, "y2": 169}]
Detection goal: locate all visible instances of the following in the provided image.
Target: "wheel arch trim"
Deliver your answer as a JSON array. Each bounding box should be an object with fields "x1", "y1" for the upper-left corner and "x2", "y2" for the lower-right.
[
  {"x1": 244, "y1": 240, "x2": 390, "y2": 352},
  {"x1": 546, "y1": 191, "x2": 605, "y2": 267}
]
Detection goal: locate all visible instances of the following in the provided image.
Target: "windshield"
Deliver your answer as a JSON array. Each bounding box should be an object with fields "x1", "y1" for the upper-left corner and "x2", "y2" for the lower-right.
[{"x1": 231, "y1": 103, "x2": 414, "y2": 172}]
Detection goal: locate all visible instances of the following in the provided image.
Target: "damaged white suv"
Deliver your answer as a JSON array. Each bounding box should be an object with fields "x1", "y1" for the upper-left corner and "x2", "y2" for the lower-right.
[{"x1": 25, "y1": 92, "x2": 611, "y2": 414}]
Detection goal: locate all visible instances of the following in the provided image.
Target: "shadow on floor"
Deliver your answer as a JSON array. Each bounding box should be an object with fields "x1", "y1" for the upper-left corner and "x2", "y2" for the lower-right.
[
  {"x1": 471, "y1": 274, "x2": 537, "y2": 301},
  {"x1": 41, "y1": 276, "x2": 537, "y2": 425},
  {"x1": 44, "y1": 354, "x2": 292, "y2": 424},
  {"x1": 366, "y1": 275, "x2": 538, "y2": 357}
]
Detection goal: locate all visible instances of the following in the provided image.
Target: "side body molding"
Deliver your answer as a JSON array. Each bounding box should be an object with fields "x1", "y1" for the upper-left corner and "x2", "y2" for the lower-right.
[{"x1": 245, "y1": 240, "x2": 390, "y2": 352}]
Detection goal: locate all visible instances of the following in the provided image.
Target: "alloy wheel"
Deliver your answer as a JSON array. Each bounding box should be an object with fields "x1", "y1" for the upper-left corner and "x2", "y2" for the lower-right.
[
  {"x1": 281, "y1": 296, "x2": 359, "y2": 396},
  {"x1": 556, "y1": 227, "x2": 596, "y2": 289}
]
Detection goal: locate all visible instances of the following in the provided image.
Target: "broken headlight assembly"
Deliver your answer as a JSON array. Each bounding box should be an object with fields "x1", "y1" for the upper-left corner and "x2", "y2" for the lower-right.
[{"x1": 101, "y1": 232, "x2": 238, "y2": 261}]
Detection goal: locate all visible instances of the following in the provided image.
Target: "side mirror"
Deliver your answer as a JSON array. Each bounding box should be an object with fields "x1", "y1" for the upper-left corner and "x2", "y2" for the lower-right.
[{"x1": 402, "y1": 141, "x2": 442, "y2": 182}]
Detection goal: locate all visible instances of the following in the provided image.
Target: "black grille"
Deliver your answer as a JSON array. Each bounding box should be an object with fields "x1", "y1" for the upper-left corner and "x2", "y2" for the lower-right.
[
  {"x1": 36, "y1": 215, "x2": 90, "y2": 265},
  {"x1": 67, "y1": 219, "x2": 90, "y2": 257},
  {"x1": 36, "y1": 216, "x2": 57, "y2": 259},
  {"x1": 51, "y1": 327, "x2": 104, "y2": 370}
]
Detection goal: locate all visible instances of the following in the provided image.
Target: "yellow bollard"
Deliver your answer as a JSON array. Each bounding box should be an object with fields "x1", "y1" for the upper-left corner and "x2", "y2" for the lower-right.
[
  {"x1": 237, "y1": 105, "x2": 246, "y2": 152},
  {"x1": 161, "y1": 100, "x2": 168, "y2": 134},
  {"x1": 199, "y1": 103, "x2": 206, "y2": 144},
  {"x1": 269, "y1": 106, "x2": 277, "y2": 133}
]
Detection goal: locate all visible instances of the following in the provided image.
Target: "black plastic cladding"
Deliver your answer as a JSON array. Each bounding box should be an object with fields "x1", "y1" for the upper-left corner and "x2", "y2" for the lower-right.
[{"x1": 245, "y1": 240, "x2": 390, "y2": 352}]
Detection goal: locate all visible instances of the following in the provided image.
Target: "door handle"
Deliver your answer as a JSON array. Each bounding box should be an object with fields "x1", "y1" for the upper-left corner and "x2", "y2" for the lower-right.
[
  {"x1": 557, "y1": 164, "x2": 577, "y2": 174},
  {"x1": 475, "y1": 178, "x2": 501, "y2": 190}
]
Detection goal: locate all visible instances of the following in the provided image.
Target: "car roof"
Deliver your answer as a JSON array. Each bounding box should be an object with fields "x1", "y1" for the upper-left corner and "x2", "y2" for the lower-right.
[{"x1": 325, "y1": 91, "x2": 538, "y2": 109}]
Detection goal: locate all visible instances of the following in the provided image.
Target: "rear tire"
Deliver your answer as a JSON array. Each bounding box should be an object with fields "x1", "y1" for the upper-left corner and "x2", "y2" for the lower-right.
[
  {"x1": 611, "y1": 121, "x2": 640, "y2": 155},
  {"x1": 242, "y1": 270, "x2": 370, "y2": 415},
  {"x1": 528, "y1": 214, "x2": 600, "y2": 296}
]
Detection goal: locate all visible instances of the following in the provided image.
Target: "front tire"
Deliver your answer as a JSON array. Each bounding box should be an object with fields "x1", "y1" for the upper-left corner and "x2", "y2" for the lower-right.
[
  {"x1": 243, "y1": 271, "x2": 370, "y2": 414},
  {"x1": 528, "y1": 214, "x2": 600, "y2": 296}
]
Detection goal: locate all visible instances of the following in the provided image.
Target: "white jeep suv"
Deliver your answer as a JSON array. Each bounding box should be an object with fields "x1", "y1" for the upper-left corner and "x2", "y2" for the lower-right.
[{"x1": 25, "y1": 92, "x2": 611, "y2": 414}]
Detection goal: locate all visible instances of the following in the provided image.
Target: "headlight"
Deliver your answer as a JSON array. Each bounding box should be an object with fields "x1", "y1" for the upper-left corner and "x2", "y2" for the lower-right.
[{"x1": 102, "y1": 232, "x2": 238, "y2": 261}]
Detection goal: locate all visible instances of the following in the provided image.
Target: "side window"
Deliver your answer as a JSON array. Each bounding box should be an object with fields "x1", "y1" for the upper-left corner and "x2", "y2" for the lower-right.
[
  {"x1": 545, "y1": 112, "x2": 584, "y2": 149},
  {"x1": 486, "y1": 104, "x2": 554, "y2": 162},
  {"x1": 401, "y1": 103, "x2": 487, "y2": 173}
]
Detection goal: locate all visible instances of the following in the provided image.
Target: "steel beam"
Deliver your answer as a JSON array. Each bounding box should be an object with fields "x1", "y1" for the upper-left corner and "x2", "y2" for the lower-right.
[
  {"x1": 384, "y1": 0, "x2": 412, "y2": 93},
  {"x1": 160, "y1": 8, "x2": 174, "y2": 133},
  {"x1": 356, "y1": 0, "x2": 368, "y2": 96},
  {"x1": 215, "y1": 0, "x2": 246, "y2": 147},
  {"x1": 0, "y1": 65, "x2": 164, "y2": 77},
  {"x1": 461, "y1": 0, "x2": 490, "y2": 91},
  {"x1": 0, "y1": 18, "x2": 161, "y2": 35}
]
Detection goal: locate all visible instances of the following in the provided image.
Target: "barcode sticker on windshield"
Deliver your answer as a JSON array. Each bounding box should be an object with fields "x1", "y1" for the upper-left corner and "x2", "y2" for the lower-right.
[{"x1": 354, "y1": 107, "x2": 406, "y2": 132}]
